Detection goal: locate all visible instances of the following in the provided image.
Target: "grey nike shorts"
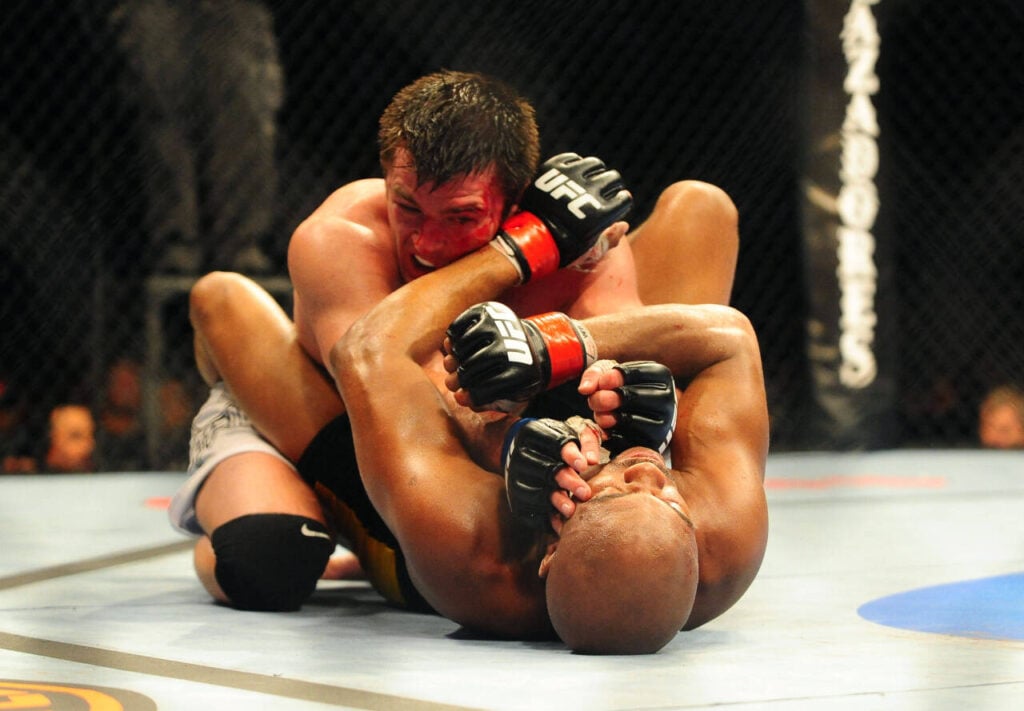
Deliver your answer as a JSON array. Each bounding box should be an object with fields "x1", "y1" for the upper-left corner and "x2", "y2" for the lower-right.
[{"x1": 168, "y1": 382, "x2": 292, "y2": 536}]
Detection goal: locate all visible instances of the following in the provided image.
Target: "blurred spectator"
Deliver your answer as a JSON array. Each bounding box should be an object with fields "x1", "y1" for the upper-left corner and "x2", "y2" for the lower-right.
[
  {"x1": 44, "y1": 404, "x2": 97, "y2": 473},
  {"x1": 1, "y1": 377, "x2": 39, "y2": 473},
  {"x1": 978, "y1": 384, "x2": 1024, "y2": 450},
  {"x1": 98, "y1": 357, "x2": 195, "y2": 470},
  {"x1": 110, "y1": 0, "x2": 284, "y2": 274},
  {"x1": 157, "y1": 376, "x2": 194, "y2": 469},
  {"x1": 99, "y1": 357, "x2": 146, "y2": 470}
]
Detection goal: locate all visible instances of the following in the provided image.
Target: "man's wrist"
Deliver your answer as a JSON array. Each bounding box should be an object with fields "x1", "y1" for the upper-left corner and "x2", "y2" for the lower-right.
[{"x1": 491, "y1": 211, "x2": 560, "y2": 283}]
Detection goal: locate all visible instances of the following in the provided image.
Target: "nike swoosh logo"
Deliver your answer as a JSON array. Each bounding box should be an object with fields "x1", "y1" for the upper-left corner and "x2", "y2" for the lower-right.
[{"x1": 300, "y1": 523, "x2": 331, "y2": 540}]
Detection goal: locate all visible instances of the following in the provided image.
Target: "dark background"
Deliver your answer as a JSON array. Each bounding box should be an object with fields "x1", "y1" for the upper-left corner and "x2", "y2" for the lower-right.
[{"x1": 1, "y1": 0, "x2": 1021, "y2": 470}]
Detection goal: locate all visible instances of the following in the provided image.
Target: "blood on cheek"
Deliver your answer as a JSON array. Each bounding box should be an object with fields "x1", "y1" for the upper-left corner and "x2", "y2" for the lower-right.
[
  {"x1": 445, "y1": 223, "x2": 494, "y2": 255},
  {"x1": 401, "y1": 179, "x2": 506, "y2": 263},
  {"x1": 414, "y1": 216, "x2": 501, "y2": 263},
  {"x1": 436, "y1": 184, "x2": 505, "y2": 258}
]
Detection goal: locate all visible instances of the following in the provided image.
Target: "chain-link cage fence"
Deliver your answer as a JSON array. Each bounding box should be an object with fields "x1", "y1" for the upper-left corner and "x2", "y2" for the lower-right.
[
  {"x1": 1, "y1": 0, "x2": 1021, "y2": 471},
  {"x1": 880, "y1": 0, "x2": 1024, "y2": 445}
]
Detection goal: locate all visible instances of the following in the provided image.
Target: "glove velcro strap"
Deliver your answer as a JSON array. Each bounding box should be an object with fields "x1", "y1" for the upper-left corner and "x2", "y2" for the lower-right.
[
  {"x1": 501, "y1": 417, "x2": 535, "y2": 470},
  {"x1": 608, "y1": 361, "x2": 678, "y2": 455},
  {"x1": 494, "y1": 211, "x2": 560, "y2": 282},
  {"x1": 502, "y1": 418, "x2": 580, "y2": 530},
  {"x1": 524, "y1": 312, "x2": 596, "y2": 389}
]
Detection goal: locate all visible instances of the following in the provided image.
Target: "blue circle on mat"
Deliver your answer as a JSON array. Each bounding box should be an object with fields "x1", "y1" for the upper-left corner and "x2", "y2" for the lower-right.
[{"x1": 858, "y1": 572, "x2": 1024, "y2": 641}]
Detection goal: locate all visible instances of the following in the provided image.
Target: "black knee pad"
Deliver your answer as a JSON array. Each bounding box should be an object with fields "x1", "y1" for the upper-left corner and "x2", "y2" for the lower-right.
[{"x1": 211, "y1": 513, "x2": 334, "y2": 611}]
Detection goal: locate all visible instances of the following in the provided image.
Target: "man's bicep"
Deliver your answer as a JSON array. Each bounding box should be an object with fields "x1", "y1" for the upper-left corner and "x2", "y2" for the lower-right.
[
  {"x1": 677, "y1": 360, "x2": 770, "y2": 629},
  {"x1": 336, "y1": 348, "x2": 475, "y2": 528},
  {"x1": 342, "y1": 373, "x2": 518, "y2": 619},
  {"x1": 691, "y1": 355, "x2": 765, "y2": 439},
  {"x1": 671, "y1": 338, "x2": 770, "y2": 494},
  {"x1": 371, "y1": 444, "x2": 549, "y2": 636}
]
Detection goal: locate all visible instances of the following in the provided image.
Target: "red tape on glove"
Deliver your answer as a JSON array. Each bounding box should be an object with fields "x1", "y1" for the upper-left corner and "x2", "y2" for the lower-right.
[
  {"x1": 501, "y1": 212, "x2": 560, "y2": 281},
  {"x1": 527, "y1": 312, "x2": 586, "y2": 387}
]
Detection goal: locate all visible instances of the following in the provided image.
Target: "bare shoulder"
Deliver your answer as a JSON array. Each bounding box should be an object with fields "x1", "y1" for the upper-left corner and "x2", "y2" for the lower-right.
[
  {"x1": 307, "y1": 178, "x2": 388, "y2": 223},
  {"x1": 289, "y1": 179, "x2": 392, "y2": 272},
  {"x1": 288, "y1": 178, "x2": 399, "y2": 363}
]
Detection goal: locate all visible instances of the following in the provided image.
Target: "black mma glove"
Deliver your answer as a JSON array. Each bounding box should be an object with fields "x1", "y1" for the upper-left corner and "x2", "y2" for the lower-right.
[
  {"x1": 491, "y1": 153, "x2": 633, "y2": 283},
  {"x1": 446, "y1": 301, "x2": 597, "y2": 411},
  {"x1": 604, "y1": 361, "x2": 678, "y2": 456},
  {"x1": 501, "y1": 418, "x2": 579, "y2": 530}
]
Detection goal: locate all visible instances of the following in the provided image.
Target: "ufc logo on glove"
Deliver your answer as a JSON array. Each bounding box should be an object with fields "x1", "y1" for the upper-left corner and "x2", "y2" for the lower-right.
[
  {"x1": 485, "y1": 303, "x2": 534, "y2": 365},
  {"x1": 533, "y1": 169, "x2": 602, "y2": 219}
]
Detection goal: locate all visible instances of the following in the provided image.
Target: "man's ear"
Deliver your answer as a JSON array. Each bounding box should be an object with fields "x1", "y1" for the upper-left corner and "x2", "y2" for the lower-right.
[{"x1": 538, "y1": 539, "x2": 559, "y2": 579}]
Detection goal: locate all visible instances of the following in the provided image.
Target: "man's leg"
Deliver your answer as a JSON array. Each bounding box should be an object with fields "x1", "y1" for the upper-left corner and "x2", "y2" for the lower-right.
[
  {"x1": 181, "y1": 272, "x2": 348, "y2": 610},
  {"x1": 190, "y1": 271, "x2": 344, "y2": 460},
  {"x1": 191, "y1": 452, "x2": 330, "y2": 607},
  {"x1": 628, "y1": 180, "x2": 739, "y2": 307}
]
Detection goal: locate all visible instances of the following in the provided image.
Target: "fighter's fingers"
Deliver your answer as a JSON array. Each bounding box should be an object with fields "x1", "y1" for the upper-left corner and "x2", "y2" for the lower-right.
[
  {"x1": 578, "y1": 359, "x2": 619, "y2": 395},
  {"x1": 553, "y1": 461, "x2": 591, "y2": 502},
  {"x1": 576, "y1": 422, "x2": 605, "y2": 466},
  {"x1": 550, "y1": 489, "x2": 576, "y2": 518},
  {"x1": 442, "y1": 350, "x2": 460, "y2": 375},
  {"x1": 592, "y1": 411, "x2": 619, "y2": 431},
  {"x1": 559, "y1": 441, "x2": 587, "y2": 473},
  {"x1": 443, "y1": 369, "x2": 461, "y2": 393},
  {"x1": 587, "y1": 388, "x2": 623, "y2": 416}
]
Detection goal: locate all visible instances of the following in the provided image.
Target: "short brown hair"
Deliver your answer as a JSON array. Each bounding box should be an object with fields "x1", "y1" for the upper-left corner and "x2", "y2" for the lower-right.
[{"x1": 378, "y1": 70, "x2": 540, "y2": 206}]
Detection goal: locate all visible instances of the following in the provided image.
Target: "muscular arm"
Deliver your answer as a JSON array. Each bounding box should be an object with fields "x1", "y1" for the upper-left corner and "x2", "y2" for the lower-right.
[
  {"x1": 580, "y1": 305, "x2": 770, "y2": 627},
  {"x1": 289, "y1": 180, "x2": 401, "y2": 367},
  {"x1": 330, "y1": 246, "x2": 554, "y2": 638}
]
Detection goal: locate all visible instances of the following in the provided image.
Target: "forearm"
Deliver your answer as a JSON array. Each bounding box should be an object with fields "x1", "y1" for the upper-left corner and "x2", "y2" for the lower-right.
[
  {"x1": 331, "y1": 245, "x2": 521, "y2": 377},
  {"x1": 582, "y1": 304, "x2": 757, "y2": 381}
]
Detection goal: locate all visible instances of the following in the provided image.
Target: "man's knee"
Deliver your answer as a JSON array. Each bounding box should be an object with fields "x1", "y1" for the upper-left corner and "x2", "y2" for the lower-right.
[
  {"x1": 189, "y1": 271, "x2": 250, "y2": 331},
  {"x1": 210, "y1": 513, "x2": 334, "y2": 611},
  {"x1": 654, "y1": 180, "x2": 738, "y2": 231}
]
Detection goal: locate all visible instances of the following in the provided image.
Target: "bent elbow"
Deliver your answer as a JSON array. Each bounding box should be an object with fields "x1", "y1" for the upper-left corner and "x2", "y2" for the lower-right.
[
  {"x1": 329, "y1": 319, "x2": 385, "y2": 390},
  {"x1": 705, "y1": 306, "x2": 760, "y2": 359}
]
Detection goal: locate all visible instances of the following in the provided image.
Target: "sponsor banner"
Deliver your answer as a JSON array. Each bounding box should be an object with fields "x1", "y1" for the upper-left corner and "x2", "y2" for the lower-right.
[{"x1": 800, "y1": 0, "x2": 897, "y2": 447}]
